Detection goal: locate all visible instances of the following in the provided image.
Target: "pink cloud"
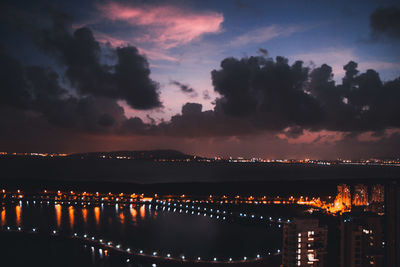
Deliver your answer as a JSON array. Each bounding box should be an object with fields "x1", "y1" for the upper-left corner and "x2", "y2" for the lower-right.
[
  {"x1": 277, "y1": 129, "x2": 346, "y2": 145},
  {"x1": 92, "y1": 31, "x2": 179, "y2": 62},
  {"x1": 137, "y1": 47, "x2": 180, "y2": 62},
  {"x1": 93, "y1": 31, "x2": 129, "y2": 47},
  {"x1": 357, "y1": 129, "x2": 400, "y2": 142},
  {"x1": 97, "y1": 2, "x2": 224, "y2": 49},
  {"x1": 230, "y1": 25, "x2": 304, "y2": 47}
]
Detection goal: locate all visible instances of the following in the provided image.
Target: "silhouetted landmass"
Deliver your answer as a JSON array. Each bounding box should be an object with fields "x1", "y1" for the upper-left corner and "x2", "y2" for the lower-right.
[{"x1": 67, "y1": 149, "x2": 197, "y2": 160}]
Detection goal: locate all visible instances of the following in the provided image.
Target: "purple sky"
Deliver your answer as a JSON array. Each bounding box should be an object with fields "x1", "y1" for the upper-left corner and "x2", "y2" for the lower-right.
[{"x1": 0, "y1": 0, "x2": 400, "y2": 159}]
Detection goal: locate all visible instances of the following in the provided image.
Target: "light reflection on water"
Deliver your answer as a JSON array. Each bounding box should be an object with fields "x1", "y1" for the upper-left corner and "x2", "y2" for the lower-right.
[
  {"x1": 94, "y1": 207, "x2": 100, "y2": 228},
  {"x1": 55, "y1": 204, "x2": 62, "y2": 228},
  {"x1": 1, "y1": 208, "x2": 5, "y2": 227},
  {"x1": 119, "y1": 212, "x2": 125, "y2": 223},
  {"x1": 82, "y1": 208, "x2": 88, "y2": 225},
  {"x1": 0, "y1": 201, "x2": 281, "y2": 259},
  {"x1": 15, "y1": 205, "x2": 21, "y2": 227},
  {"x1": 140, "y1": 205, "x2": 145, "y2": 219},
  {"x1": 69, "y1": 206, "x2": 74, "y2": 229}
]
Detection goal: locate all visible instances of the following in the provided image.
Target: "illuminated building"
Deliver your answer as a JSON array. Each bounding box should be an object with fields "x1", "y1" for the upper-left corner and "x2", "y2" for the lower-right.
[
  {"x1": 340, "y1": 214, "x2": 384, "y2": 267},
  {"x1": 332, "y1": 184, "x2": 351, "y2": 213},
  {"x1": 370, "y1": 185, "x2": 384, "y2": 204},
  {"x1": 352, "y1": 184, "x2": 368, "y2": 206},
  {"x1": 368, "y1": 184, "x2": 385, "y2": 214},
  {"x1": 282, "y1": 218, "x2": 328, "y2": 267}
]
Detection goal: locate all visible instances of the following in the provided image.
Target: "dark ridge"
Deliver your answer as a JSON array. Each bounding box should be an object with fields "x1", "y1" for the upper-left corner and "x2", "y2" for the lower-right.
[{"x1": 67, "y1": 149, "x2": 195, "y2": 160}]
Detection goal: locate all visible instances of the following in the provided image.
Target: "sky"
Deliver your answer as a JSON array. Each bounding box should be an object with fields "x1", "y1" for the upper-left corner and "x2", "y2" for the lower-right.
[{"x1": 0, "y1": 0, "x2": 400, "y2": 159}]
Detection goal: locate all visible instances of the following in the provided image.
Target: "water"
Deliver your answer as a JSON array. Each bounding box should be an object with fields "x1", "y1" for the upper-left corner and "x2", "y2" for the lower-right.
[
  {"x1": 2, "y1": 158, "x2": 399, "y2": 184},
  {"x1": 0, "y1": 201, "x2": 282, "y2": 266}
]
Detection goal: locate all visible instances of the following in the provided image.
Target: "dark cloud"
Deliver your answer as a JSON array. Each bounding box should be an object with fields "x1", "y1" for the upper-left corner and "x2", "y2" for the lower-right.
[
  {"x1": 1, "y1": 4, "x2": 400, "y2": 156},
  {"x1": 157, "y1": 103, "x2": 257, "y2": 137},
  {"x1": 202, "y1": 90, "x2": 211, "y2": 100},
  {"x1": 0, "y1": 46, "x2": 32, "y2": 109},
  {"x1": 182, "y1": 102, "x2": 202, "y2": 115},
  {"x1": 211, "y1": 56, "x2": 323, "y2": 130},
  {"x1": 283, "y1": 126, "x2": 304, "y2": 139},
  {"x1": 2, "y1": 37, "x2": 400, "y2": 144},
  {"x1": 210, "y1": 55, "x2": 400, "y2": 133},
  {"x1": 170, "y1": 80, "x2": 194, "y2": 93},
  {"x1": 370, "y1": 7, "x2": 400, "y2": 40},
  {"x1": 257, "y1": 48, "x2": 268, "y2": 56},
  {"x1": 34, "y1": 10, "x2": 161, "y2": 109},
  {"x1": 0, "y1": 45, "x2": 131, "y2": 133},
  {"x1": 170, "y1": 80, "x2": 198, "y2": 98}
]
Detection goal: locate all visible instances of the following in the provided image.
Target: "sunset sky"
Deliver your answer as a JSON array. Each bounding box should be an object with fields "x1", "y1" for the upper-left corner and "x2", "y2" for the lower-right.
[{"x1": 1, "y1": 0, "x2": 400, "y2": 159}]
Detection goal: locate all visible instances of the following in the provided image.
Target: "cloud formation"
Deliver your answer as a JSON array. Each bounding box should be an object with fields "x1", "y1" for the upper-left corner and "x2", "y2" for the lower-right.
[
  {"x1": 97, "y1": 2, "x2": 224, "y2": 49},
  {"x1": 0, "y1": 46, "x2": 127, "y2": 133},
  {"x1": 170, "y1": 80, "x2": 198, "y2": 98},
  {"x1": 211, "y1": 56, "x2": 400, "y2": 133},
  {"x1": 230, "y1": 25, "x2": 303, "y2": 47},
  {"x1": 370, "y1": 6, "x2": 400, "y2": 39},
  {"x1": 2, "y1": 40, "x2": 400, "y2": 142},
  {"x1": 1, "y1": 4, "x2": 399, "y2": 157},
  {"x1": 34, "y1": 11, "x2": 161, "y2": 110}
]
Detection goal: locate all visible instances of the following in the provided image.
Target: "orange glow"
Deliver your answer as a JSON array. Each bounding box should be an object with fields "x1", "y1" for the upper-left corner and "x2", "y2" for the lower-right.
[
  {"x1": 1, "y1": 208, "x2": 5, "y2": 227},
  {"x1": 15, "y1": 205, "x2": 21, "y2": 227},
  {"x1": 130, "y1": 206, "x2": 138, "y2": 225},
  {"x1": 119, "y1": 212, "x2": 125, "y2": 223},
  {"x1": 130, "y1": 207, "x2": 137, "y2": 217},
  {"x1": 69, "y1": 206, "x2": 75, "y2": 229},
  {"x1": 82, "y1": 208, "x2": 88, "y2": 225},
  {"x1": 55, "y1": 204, "x2": 62, "y2": 228},
  {"x1": 94, "y1": 207, "x2": 100, "y2": 227},
  {"x1": 140, "y1": 205, "x2": 145, "y2": 219}
]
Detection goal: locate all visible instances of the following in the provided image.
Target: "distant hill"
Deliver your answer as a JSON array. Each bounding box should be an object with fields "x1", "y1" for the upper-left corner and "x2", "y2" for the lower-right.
[{"x1": 67, "y1": 149, "x2": 198, "y2": 160}]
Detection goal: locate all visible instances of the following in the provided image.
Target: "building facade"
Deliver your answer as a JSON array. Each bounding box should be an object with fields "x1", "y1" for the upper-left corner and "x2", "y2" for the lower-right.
[
  {"x1": 353, "y1": 184, "x2": 369, "y2": 206},
  {"x1": 282, "y1": 218, "x2": 328, "y2": 267},
  {"x1": 340, "y1": 215, "x2": 384, "y2": 267},
  {"x1": 336, "y1": 184, "x2": 352, "y2": 208}
]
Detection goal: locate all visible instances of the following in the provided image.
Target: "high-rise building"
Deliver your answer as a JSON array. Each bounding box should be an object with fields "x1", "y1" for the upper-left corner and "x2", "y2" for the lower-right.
[
  {"x1": 282, "y1": 218, "x2": 328, "y2": 267},
  {"x1": 385, "y1": 181, "x2": 400, "y2": 267},
  {"x1": 340, "y1": 215, "x2": 384, "y2": 267},
  {"x1": 368, "y1": 184, "x2": 385, "y2": 214},
  {"x1": 353, "y1": 184, "x2": 368, "y2": 206},
  {"x1": 334, "y1": 184, "x2": 352, "y2": 211},
  {"x1": 370, "y1": 185, "x2": 384, "y2": 204}
]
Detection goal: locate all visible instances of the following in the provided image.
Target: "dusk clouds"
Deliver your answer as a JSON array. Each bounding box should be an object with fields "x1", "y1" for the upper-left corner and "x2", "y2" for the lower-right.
[
  {"x1": 0, "y1": 1, "x2": 399, "y2": 158},
  {"x1": 96, "y1": 2, "x2": 224, "y2": 49},
  {"x1": 370, "y1": 7, "x2": 400, "y2": 40},
  {"x1": 230, "y1": 25, "x2": 304, "y2": 47},
  {"x1": 34, "y1": 11, "x2": 161, "y2": 110},
  {"x1": 170, "y1": 80, "x2": 198, "y2": 98}
]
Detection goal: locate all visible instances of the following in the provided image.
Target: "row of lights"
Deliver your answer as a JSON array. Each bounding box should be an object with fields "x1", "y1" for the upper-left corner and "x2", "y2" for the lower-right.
[
  {"x1": 1, "y1": 224, "x2": 281, "y2": 263},
  {"x1": 155, "y1": 199, "x2": 290, "y2": 225},
  {"x1": 73, "y1": 232, "x2": 280, "y2": 263},
  {"x1": 1, "y1": 196, "x2": 286, "y2": 264},
  {"x1": 2, "y1": 190, "x2": 313, "y2": 205}
]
